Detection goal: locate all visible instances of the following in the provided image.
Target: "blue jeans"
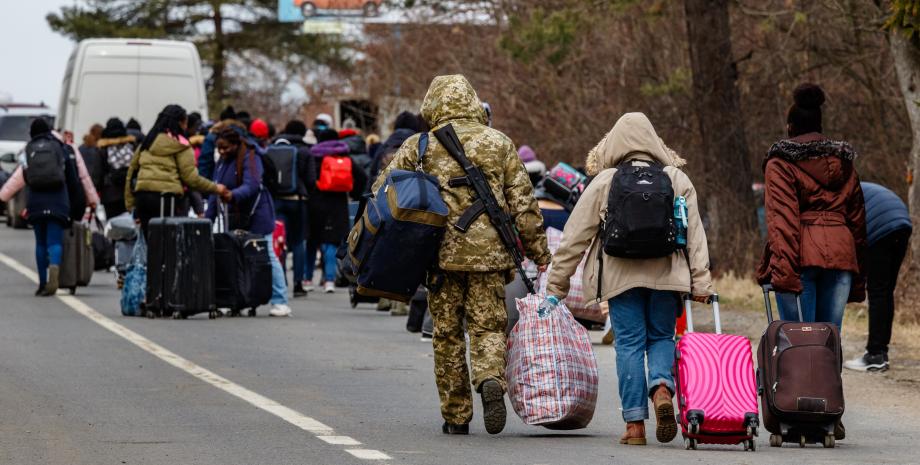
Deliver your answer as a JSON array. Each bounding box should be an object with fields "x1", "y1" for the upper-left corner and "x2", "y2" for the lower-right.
[
  {"x1": 609, "y1": 288, "x2": 679, "y2": 422},
  {"x1": 33, "y1": 219, "x2": 65, "y2": 286},
  {"x1": 777, "y1": 267, "x2": 852, "y2": 328},
  {"x1": 305, "y1": 241, "x2": 337, "y2": 283},
  {"x1": 264, "y1": 233, "x2": 288, "y2": 305},
  {"x1": 274, "y1": 199, "x2": 307, "y2": 283}
]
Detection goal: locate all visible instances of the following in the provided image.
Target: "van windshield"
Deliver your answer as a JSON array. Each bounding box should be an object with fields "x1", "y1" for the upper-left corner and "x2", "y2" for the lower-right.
[{"x1": 0, "y1": 116, "x2": 34, "y2": 142}]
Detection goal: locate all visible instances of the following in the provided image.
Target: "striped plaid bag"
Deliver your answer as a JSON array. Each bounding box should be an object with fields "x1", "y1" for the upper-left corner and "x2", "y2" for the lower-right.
[
  {"x1": 538, "y1": 228, "x2": 606, "y2": 323},
  {"x1": 506, "y1": 294, "x2": 598, "y2": 429}
]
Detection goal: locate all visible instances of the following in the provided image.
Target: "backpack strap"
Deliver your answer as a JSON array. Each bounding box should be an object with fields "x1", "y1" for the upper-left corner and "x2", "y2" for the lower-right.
[{"x1": 416, "y1": 133, "x2": 429, "y2": 171}]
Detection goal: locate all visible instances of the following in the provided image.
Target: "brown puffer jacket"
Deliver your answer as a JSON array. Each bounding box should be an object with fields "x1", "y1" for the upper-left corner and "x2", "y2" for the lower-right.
[{"x1": 757, "y1": 132, "x2": 867, "y2": 302}]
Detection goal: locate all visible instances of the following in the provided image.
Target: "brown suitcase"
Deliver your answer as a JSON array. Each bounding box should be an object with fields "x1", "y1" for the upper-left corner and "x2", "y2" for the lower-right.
[
  {"x1": 758, "y1": 285, "x2": 844, "y2": 448},
  {"x1": 60, "y1": 221, "x2": 95, "y2": 294}
]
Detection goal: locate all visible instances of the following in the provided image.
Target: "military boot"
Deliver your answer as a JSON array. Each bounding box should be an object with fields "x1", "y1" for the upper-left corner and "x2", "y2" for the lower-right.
[{"x1": 480, "y1": 379, "x2": 506, "y2": 434}]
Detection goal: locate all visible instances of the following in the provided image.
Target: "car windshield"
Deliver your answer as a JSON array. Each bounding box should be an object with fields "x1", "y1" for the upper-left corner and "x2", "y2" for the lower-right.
[{"x1": 0, "y1": 116, "x2": 37, "y2": 142}]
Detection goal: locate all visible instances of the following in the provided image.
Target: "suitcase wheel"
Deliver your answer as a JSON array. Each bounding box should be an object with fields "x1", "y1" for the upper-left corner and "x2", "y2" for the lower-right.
[
  {"x1": 684, "y1": 438, "x2": 697, "y2": 450},
  {"x1": 799, "y1": 435, "x2": 806, "y2": 448},
  {"x1": 822, "y1": 434, "x2": 835, "y2": 448},
  {"x1": 743, "y1": 439, "x2": 756, "y2": 452},
  {"x1": 145, "y1": 310, "x2": 157, "y2": 319},
  {"x1": 769, "y1": 434, "x2": 782, "y2": 447},
  {"x1": 69, "y1": 287, "x2": 76, "y2": 295},
  {"x1": 248, "y1": 308, "x2": 256, "y2": 317},
  {"x1": 208, "y1": 310, "x2": 219, "y2": 320}
]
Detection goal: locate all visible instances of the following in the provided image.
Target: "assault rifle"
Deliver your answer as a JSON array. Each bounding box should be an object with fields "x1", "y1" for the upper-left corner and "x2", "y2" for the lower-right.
[{"x1": 433, "y1": 124, "x2": 536, "y2": 294}]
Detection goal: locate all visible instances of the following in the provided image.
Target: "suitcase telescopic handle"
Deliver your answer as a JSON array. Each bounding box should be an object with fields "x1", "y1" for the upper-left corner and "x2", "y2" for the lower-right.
[
  {"x1": 762, "y1": 284, "x2": 803, "y2": 323},
  {"x1": 684, "y1": 294, "x2": 720, "y2": 334}
]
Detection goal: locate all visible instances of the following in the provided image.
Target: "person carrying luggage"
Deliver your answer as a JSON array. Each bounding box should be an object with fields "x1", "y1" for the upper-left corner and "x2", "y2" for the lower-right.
[
  {"x1": 97, "y1": 117, "x2": 137, "y2": 219},
  {"x1": 844, "y1": 182, "x2": 912, "y2": 372},
  {"x1": 207, "y1": 127, "x2": 292, "y2": 317},
  {"x1": 371, "y1": 75, "x2": 550, "y2": 436},
  {"x1": 757, "y1": 83, "x2": 867, "y2": 329},
  {"x1": 78, "y1": 123, "x2": 105, "y2": 195},
  {"x1": 306, "y1": 130, "x2": 367, "y2": 294},
  {"x1": 269, "y1": 120, "x2": 317, "y2": 298},
  {"x1": 542, "y1": 112, "x2": 714, "y2": 446},
  {"x1": 125, "y1": 105, "x2": 228, "y2": 237},
  {"x1": 0, "y1": 119, "x2": 88, "y2": 296}
]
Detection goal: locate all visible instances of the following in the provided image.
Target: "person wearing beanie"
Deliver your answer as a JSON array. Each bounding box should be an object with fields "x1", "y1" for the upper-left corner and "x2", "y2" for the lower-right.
[
  {"x1": 249, "y1": 119, "x2": 270, "y2": 147},
  {"x1": 313, "y1": 113, "x2": 334, "y2": 132},
  {"x1": 271, "y1": 119, "x2": 318, "y2": 298},
  {"x1": 1, "y1": 118, "x2": 84, "y2": 296},
  {"x1": 96, "y1": 117, "x2": 137, "y2": 218},
  {"x1": 126, "y1": 118, "x2": 145, "y2": 142},
  {"x1": 518, "y1": 145, "x2": 546, "y2": 187}
]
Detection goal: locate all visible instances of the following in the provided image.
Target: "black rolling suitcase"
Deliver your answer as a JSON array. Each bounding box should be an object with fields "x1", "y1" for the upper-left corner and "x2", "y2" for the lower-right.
[
  {"x1": 758, "y1": 285, "x2": 844, "y2": 448},
  {"x1": 146, "y1": 217, "x2": 217, "y2": 319},
  {"x1": 214, "y1": 230, "x2": 272, "y2": 317}
]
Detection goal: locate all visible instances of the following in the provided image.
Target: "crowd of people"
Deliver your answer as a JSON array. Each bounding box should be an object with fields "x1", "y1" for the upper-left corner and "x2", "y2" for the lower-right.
[{"x1": 0, "y1": 76, "x2": 912, "y2": 446}]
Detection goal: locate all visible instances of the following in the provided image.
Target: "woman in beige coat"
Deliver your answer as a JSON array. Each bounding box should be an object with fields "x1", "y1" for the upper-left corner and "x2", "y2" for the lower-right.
[{"x1": 542, "y1": 113, "x2": 713, "y2": 446}]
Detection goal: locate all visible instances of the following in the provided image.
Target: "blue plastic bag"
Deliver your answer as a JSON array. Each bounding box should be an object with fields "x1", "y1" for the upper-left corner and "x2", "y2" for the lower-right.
[{"x1": 120, "y1": 233, "x2": 147, "y2": 316}]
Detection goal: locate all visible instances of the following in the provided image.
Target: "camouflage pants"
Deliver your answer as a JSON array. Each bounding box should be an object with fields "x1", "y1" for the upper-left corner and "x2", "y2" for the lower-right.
[{"x1": 428, "y1": 270, "x2": 509, "y2": 425}]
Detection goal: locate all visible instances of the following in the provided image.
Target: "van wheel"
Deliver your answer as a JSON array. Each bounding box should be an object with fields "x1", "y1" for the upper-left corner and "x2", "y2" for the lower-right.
[
  {"x1": 363, "y1": 2, "x2": 379, "y2": 16},
  {"x1": 301, "y1": 2, "x2": 317, "y2": 17}
]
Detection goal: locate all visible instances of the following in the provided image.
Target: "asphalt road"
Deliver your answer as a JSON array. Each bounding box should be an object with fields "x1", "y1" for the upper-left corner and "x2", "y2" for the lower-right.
[{"x1": 0, "y1": 225, "x2": 916, "y2": 465}]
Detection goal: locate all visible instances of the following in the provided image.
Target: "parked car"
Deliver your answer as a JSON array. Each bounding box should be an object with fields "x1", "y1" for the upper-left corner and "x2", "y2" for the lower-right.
[
  {"x1": 294, "y1": 0, "x2": 382, "y2": 17},
  {"x1": 57, "y1": 38, "x2": 208, "y2": 135},
  {"x1": 0, "y1": 102, "x2": 55, "y2": 164}
]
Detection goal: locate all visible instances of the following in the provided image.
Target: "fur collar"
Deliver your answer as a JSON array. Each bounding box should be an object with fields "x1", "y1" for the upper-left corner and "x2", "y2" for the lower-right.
[
  {"x1": 767, "y1": 138, "x2": 856, "y2": 163},
  {"x1": 96, "y1": 135, "x2": 136, "y2": 148}
]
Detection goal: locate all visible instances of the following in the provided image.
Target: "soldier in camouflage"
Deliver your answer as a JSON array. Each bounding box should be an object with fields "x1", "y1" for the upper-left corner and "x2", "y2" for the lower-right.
[{"x1": 373, "y1": 75, "x2": 551, "y2": 435}]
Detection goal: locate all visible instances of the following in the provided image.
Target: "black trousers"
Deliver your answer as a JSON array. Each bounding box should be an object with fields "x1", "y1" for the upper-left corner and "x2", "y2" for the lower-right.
[{"x1": 866, "y1": 228, "x2": 912, "y2": 355}]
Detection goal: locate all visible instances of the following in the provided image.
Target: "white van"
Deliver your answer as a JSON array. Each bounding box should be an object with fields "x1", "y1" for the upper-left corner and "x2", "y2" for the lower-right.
[{"x1": 57, "y1": 39, "x2": 208, "y2": 138}]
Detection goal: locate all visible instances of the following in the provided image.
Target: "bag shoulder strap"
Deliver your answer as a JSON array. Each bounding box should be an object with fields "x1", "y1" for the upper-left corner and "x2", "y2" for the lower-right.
[{"x1": 416, "y1": 133, "x2": 429, "y2": 171}]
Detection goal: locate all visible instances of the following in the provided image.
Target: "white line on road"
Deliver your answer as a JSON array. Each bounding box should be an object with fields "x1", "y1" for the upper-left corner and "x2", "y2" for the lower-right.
[{"x1": 0, "y1": 253, "x2": 391, "y2": 461}]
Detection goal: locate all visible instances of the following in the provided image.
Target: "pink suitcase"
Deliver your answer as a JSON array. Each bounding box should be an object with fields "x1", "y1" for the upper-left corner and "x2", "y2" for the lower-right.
[{"x1": 673, "y1": 295, "x2": 759, "y2": 451}]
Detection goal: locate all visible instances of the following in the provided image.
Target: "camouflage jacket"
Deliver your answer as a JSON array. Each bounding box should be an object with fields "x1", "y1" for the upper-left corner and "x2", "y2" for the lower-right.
[{"x1": 372, "y1": 75, "x2": 551, "y2": 272}]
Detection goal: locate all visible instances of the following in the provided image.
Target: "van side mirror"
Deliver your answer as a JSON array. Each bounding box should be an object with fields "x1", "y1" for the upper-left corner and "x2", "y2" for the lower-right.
[{"x1": 0, "y1": 153, "x2": 15, "y2": 163}]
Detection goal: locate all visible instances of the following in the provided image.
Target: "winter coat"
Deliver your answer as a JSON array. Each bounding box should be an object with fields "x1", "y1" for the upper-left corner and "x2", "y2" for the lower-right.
[
  {"x1": 308, "y1": 140, "x2": 367, "y2": 244},
  {"x1": 367, "y1": 128, "x2": 416, "y2": 192},
  {"x1": 861, "y1": 182, "x2": 912, "y2": 247},
  {"x1": 270, "y1": 133, "x2": 317, "y2": 199},
  {"x1": 66, "y1": 141, "x2": 100, "y2": 217},
  {"x1": 373, "y1": 74, "x2": 551, "y2": 272},
  {"x1": 756, "y1": 132, "x2": 867, "y2": 301},
  {"x1": 207, "y1": 149, "x2": 275, "y2": 236},
  {"x1": 0, "y1": 134, "x2": 82, "y2": 225},
  {"x1": 546, "y1": 112, "x2": 714, "y2": 304},
  {"x1": 125, "y1": 134, "x2": 219, "y2": 211},
  {"x1": 199, "y1": 120, "x2": 245, "y2": 180},
  {"x1": 96, "y1": 135, "x2": 136, "y2": 207},
  {"x1": 78, "y1": 144, "x2": 105, "y2": 193},
  {"x1": 342, "y1": 134, "x2": 372, "y2": 175}
]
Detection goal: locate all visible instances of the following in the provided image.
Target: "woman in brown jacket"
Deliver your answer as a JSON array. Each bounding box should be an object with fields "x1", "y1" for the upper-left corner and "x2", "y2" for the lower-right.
[{"x1": 758, "y1": 83, "x2": 867, "y2": 328}]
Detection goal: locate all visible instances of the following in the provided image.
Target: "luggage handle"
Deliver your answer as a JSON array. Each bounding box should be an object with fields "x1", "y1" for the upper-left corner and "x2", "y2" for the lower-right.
[
  {"x1": 762, "y1": 284, "x2": 803, "y2": 323},
  {"x1": 684, "y1": 294, "x2": 720, "y2": 334}
]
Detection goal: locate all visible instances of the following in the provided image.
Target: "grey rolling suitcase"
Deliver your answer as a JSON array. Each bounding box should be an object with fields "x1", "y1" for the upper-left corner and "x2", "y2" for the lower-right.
[{"x1": 60, "y1": 221, "x2": 94, "y2": 294}]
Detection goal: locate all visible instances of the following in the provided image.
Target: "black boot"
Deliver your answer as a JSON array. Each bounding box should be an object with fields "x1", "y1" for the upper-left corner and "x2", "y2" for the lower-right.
[
  {"x1": 480, "y1": 379, "x2": 507, "y2": 435},
  {"x1": 442, "y1": 422, "x2": 469, "y2": 435}
]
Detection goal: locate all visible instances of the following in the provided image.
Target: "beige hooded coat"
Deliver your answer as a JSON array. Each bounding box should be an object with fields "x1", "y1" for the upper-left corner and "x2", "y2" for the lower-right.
[{"x1": 546, "y1": 113, "x2": 713, "y2": 305}]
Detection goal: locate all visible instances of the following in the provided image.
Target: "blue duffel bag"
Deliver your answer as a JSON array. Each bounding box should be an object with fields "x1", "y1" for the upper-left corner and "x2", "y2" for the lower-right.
[{"x1": 347, "y1": 133, "x2": 448, "y2": 302}]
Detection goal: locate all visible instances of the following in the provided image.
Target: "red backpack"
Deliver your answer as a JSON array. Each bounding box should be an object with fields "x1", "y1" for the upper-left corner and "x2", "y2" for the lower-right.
[{"x1": 316, "y1": 155, "x2": 354, "y2": 192}]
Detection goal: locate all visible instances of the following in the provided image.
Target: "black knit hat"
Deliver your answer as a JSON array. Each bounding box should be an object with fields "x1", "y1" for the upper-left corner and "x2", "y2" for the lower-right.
[
  {"x1": 787, "y1": 83, "x2": 825, "y2": 137},
  {"x1": 126, "y1": 118, "x2": 142, "y2": 131},
  {"x1": 316, "y1": 128, "x2": 340, "y2": 143},
  {"x1": 283, "y1": 120, "x2": 308, "y2": 137},
  {"x1": 29, "y1": 118, "x2": 50, "y2": 138},
  {"x1": 219, "y1": 105, "x2": 236, "y2": 121},
  {"x1": 102, "y1": 117, "x2": 127, "y2": 138}
]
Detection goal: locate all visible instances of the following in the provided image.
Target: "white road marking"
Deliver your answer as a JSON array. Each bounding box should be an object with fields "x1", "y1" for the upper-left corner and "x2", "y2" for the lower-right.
[{"x1": 0, "y1": 253, "x2": 392, "y2": 461}]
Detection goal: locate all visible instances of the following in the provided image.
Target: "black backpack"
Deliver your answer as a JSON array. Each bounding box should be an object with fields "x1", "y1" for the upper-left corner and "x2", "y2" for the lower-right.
[
  {"x1": 601, "y1": 162, "x2": 680, "y2": 259},
  {"x1": 264, "y1": 142, "x2": 299, "y2": 196},
  {"x1": 24, "y1": 137, "x2": 67, "y2": 191}
]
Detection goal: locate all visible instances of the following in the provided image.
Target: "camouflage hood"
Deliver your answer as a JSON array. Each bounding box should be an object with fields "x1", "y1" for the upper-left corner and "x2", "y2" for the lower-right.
[{"x1": 420, "y1": 75, "x2": 488, "y2": 128}]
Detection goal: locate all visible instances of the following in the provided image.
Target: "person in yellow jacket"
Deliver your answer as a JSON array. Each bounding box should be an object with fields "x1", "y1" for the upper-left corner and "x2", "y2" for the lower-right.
[{"x1": 543, "y1": 113, "x2": 714, "y2": 446}]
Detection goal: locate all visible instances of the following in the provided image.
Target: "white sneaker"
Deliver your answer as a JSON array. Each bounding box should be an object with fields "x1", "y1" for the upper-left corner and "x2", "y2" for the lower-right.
[
  {"x1": 324, "y1": 281, "x2": 335, "y2": 293},
  {"x1": 269, "y1": 304, "x2": 292, "y2": 317},
  {"x1": 303, "y1": 280, "x2": 315, "y2": 292}
]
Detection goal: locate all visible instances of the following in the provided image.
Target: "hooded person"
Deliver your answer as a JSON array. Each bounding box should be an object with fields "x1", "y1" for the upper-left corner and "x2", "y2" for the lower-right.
[
  {"x1": 126, "y1": 118, "x2": 145, "y2": 143},
  {"x1": 96, "y1": 117, "x2": 137, "y2": 218},
  {"x1": 543, "y1": 112, "x2": 713, "y2": 446},
  {"x1": 758, "y1": 83, "x2": 866, "y2": 330},
  {"x1": 271, "y1": 119, "x2": 318, "y2": 297},
  {"x1": 366, "y1": 111, "x2": 426, "y2": 191},
  {"x1": 125, "y1": 104, "x2": 227, "y2": 236},
  {"x1": 371, "y1": 75, "x2": 551, "y2": 436},
  {"x1": 313, "y1": 113, "x2": 334, "y2": 132},
  {"x1": 0, "y1": 119, "x2": 85, "y2": 296}
]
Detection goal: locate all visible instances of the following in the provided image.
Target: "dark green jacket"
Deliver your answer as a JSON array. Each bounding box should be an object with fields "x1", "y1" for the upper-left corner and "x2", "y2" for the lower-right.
[{"x1": 125, "y1": 134, "x2": 218, "y2": 211}]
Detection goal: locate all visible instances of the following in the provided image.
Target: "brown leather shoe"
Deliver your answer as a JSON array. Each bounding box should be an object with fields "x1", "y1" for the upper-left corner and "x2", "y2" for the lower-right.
[
  {"x1": 619, "y1": 421, "x2": 646, "y2": 445},
  {"x1": 652, "y1": 384, "x2": 677, "y2": 443}
]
